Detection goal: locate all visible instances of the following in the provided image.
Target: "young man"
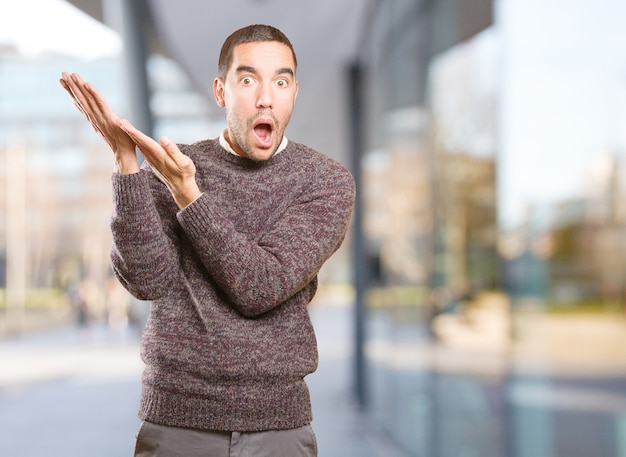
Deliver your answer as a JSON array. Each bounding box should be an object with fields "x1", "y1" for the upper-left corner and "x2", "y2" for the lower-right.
[{"x1": 60, "y1": 24, "x2": 355, "y2": 456}]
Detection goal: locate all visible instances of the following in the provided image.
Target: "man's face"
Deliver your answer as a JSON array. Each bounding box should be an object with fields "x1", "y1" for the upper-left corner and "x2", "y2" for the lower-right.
[{"x1": 213, "y1": 41, "x2": 299, "y2": 161}]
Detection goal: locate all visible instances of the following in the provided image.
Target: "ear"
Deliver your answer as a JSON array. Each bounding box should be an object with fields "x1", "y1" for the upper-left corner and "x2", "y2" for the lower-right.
[{"x1": 213, "y1": 77, "x2": 226, "y2": 107}]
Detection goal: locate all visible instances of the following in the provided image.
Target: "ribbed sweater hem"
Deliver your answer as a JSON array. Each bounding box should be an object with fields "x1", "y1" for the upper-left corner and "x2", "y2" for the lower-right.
[{"x1": 138, "y1": 380, "x2": 313, "y2": 432}]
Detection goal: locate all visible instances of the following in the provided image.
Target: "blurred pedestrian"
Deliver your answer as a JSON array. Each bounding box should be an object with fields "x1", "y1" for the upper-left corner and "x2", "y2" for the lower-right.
[{"x1": 60, "y1": 24, "x2": 355, "y2": 457}]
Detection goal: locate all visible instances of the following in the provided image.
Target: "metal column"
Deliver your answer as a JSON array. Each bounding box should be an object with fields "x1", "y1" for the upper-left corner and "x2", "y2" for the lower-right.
[
  {"x1": 103, "y1": 0, "x2": 154, "y2": 138},
  {"x1": 348, "y1": 62, "x2": 368, "y2": 410}
]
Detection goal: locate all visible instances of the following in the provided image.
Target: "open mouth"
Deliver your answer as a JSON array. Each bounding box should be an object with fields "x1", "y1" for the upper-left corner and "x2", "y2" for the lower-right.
[{"x1": 253, "y1": 120, "x2": 274, "y2": 147}]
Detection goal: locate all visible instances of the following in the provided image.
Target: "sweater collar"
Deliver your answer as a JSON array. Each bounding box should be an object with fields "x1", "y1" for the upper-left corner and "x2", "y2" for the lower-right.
[{"x1": 219, "y1": 130, "x2": 288, "y2": 158}]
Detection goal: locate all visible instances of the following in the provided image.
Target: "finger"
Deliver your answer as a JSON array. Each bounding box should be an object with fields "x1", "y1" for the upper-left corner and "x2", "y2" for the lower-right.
[
  {"x1": 69, "y1": 74, "x2": 107, "y2": 119},
  {"x1": 116, "y1": 119, "x2": 164, "y2": 163},
  {"x1": 61, "y1": 73, "x2": 96, "y2": 118},
  {"x1": 160, "y1": 136, "x2": 183, "y2": 160},
  {"x1": 117, "y1": 119, "x2": 157, "y2": 148},
  {"x1": 82, "y1": 80, "x2": 116, "y2": 117},
  {"x1": 59, "y1": 78, "x2": 73, "y2": 97},
  {"x1": 60, "y1": 72, "x2": 86, "y2": 101},
  {"x1": 73, "y1": 102, "x2": 99, "y2": 134},
  {"x1": 60, "y1": 73, "x2": 84, "y2": 106},
  {"x1": 63, "y1": 73, "x2": 110, "y2": 125}
]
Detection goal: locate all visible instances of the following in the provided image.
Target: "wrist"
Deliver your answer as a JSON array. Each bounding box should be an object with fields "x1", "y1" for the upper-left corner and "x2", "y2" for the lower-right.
[
  {"x1": 113, "y1": 153, "x2": 140, "y2": 175},
  {"x1": 173, "y1": 181, "x2": 202, "y2": 209}
]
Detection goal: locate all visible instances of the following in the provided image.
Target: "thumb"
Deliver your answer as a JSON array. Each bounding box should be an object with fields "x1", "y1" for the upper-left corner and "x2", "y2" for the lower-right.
[{"x1": 160, "y1": 135, "x2": 179, "y2": 156}]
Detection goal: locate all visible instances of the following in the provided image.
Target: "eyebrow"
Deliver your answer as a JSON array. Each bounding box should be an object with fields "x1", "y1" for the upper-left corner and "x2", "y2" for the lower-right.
[{"x1": 235, "y1": 65, "x2": 295, "y2": 77}]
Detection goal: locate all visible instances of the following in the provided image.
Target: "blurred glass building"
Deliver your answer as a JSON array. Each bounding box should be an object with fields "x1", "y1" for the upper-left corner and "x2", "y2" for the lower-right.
[
  {"x1": 0, "y1": 8, "x2": 220, "y2": 327},
  {"x1": 0, "y1": 55, "x2": 124, "y2": 319},
  {"x1": 357, "y1": 1, "x2": 626, "y2": 456}
]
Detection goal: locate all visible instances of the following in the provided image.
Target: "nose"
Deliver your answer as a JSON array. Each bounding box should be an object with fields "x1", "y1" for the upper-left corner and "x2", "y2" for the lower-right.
[{"x1": 256, "y1": 83, "x2": 273, "y2": 109}]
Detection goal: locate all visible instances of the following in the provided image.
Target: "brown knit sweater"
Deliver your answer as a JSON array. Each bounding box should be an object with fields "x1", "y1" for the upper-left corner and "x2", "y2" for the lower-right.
[{"x1": 109, "y1": 138, "x2": 355, "y2": 432}]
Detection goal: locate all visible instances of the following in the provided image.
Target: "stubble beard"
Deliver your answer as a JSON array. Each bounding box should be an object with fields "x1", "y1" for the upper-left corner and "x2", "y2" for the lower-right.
[{"x1": 227, "y1": 110, "x2": 287, "y2": 162}]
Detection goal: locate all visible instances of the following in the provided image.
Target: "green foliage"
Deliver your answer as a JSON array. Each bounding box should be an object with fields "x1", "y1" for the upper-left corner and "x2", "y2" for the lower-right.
[{"x1": 0, "y1": 288, "x2": 68, "y2": 309}]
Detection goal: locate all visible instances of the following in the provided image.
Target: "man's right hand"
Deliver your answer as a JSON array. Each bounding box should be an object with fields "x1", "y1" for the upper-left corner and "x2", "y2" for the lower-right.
[{"x1": 60, "y1": 72, "x2": 140, "y2": 174}]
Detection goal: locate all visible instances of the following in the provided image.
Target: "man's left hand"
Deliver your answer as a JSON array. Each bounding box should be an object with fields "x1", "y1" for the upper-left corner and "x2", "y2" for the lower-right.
[{"x1": 117, "y1": 119, "x2": 202, "y2": 208}]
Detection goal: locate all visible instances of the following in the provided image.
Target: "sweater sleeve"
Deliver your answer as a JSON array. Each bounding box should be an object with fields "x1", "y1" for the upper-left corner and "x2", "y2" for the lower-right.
[
  {"x1": 109, "y1": 170, "x2": 181, "y2": 300},
  {"x1": 177, "y1": 164, "x2": 356, "y2": 317}
]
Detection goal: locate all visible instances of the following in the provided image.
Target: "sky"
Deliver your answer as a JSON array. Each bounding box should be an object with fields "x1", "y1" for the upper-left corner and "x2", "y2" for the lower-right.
[
  {"x1": 0, "y1": 0, "x2": 121, "y2": 60},
  {"x1": 497, "y1": 0, "x2": 626, "y2": 228}
]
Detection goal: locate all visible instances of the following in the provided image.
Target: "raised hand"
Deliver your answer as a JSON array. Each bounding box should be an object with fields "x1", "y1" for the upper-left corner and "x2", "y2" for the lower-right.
[
  {"x1": 116, "y1": 119, "x2": 201, "y2": 209},
  {"x1": 59, "y1": 72, "x2": 140, "y2": 174}
]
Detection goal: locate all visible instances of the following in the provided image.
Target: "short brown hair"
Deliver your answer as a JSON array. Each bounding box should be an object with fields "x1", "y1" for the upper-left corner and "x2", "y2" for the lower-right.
[{"x1": 217, "y1": 24, "x2": 297, "y2": 80}]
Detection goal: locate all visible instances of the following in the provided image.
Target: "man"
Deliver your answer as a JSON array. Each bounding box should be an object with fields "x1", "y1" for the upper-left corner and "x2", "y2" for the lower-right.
[{"x1": 60, "y1": 24, "x2": 355, "y2": 456}]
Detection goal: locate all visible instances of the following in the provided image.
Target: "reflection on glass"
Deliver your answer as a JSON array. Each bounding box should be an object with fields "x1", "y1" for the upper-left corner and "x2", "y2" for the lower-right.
[{"x1": 360, "y1": 1, "x2": 626, "y2": 456}]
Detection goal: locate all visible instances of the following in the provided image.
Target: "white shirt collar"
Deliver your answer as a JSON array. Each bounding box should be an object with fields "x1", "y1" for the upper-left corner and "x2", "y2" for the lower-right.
[{"x1": 219, "y1": 131, "x2": 288, "y2": 158}]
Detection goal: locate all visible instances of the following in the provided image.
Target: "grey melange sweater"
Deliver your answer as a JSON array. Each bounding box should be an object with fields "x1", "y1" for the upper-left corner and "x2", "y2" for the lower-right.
[{"x1": 110, "y1": 138, "x2": 355, "y2": 432}]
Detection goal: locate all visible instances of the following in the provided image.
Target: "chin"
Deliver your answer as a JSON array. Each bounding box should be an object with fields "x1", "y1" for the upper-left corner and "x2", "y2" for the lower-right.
[
  {"x1": 248, "y1": 149, "x2": 276, "y2": 162},
  {"x1": 253, "y1": 153, "x2": 275, "y2": 162}
]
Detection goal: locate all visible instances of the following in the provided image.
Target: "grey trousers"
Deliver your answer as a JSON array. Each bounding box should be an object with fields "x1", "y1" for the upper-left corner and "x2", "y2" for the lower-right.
[{"x1": 133, "y1": 421, "x2": 318, "y2": 457}]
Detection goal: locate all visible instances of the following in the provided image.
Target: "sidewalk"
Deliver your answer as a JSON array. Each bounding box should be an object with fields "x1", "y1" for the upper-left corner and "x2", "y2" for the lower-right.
[
  {"x1": 309, "y1": 303, "x2": 408, "y2": 457},
  {"x1": 0, "y1": 302, "x2": 406, "y2": 457}
]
